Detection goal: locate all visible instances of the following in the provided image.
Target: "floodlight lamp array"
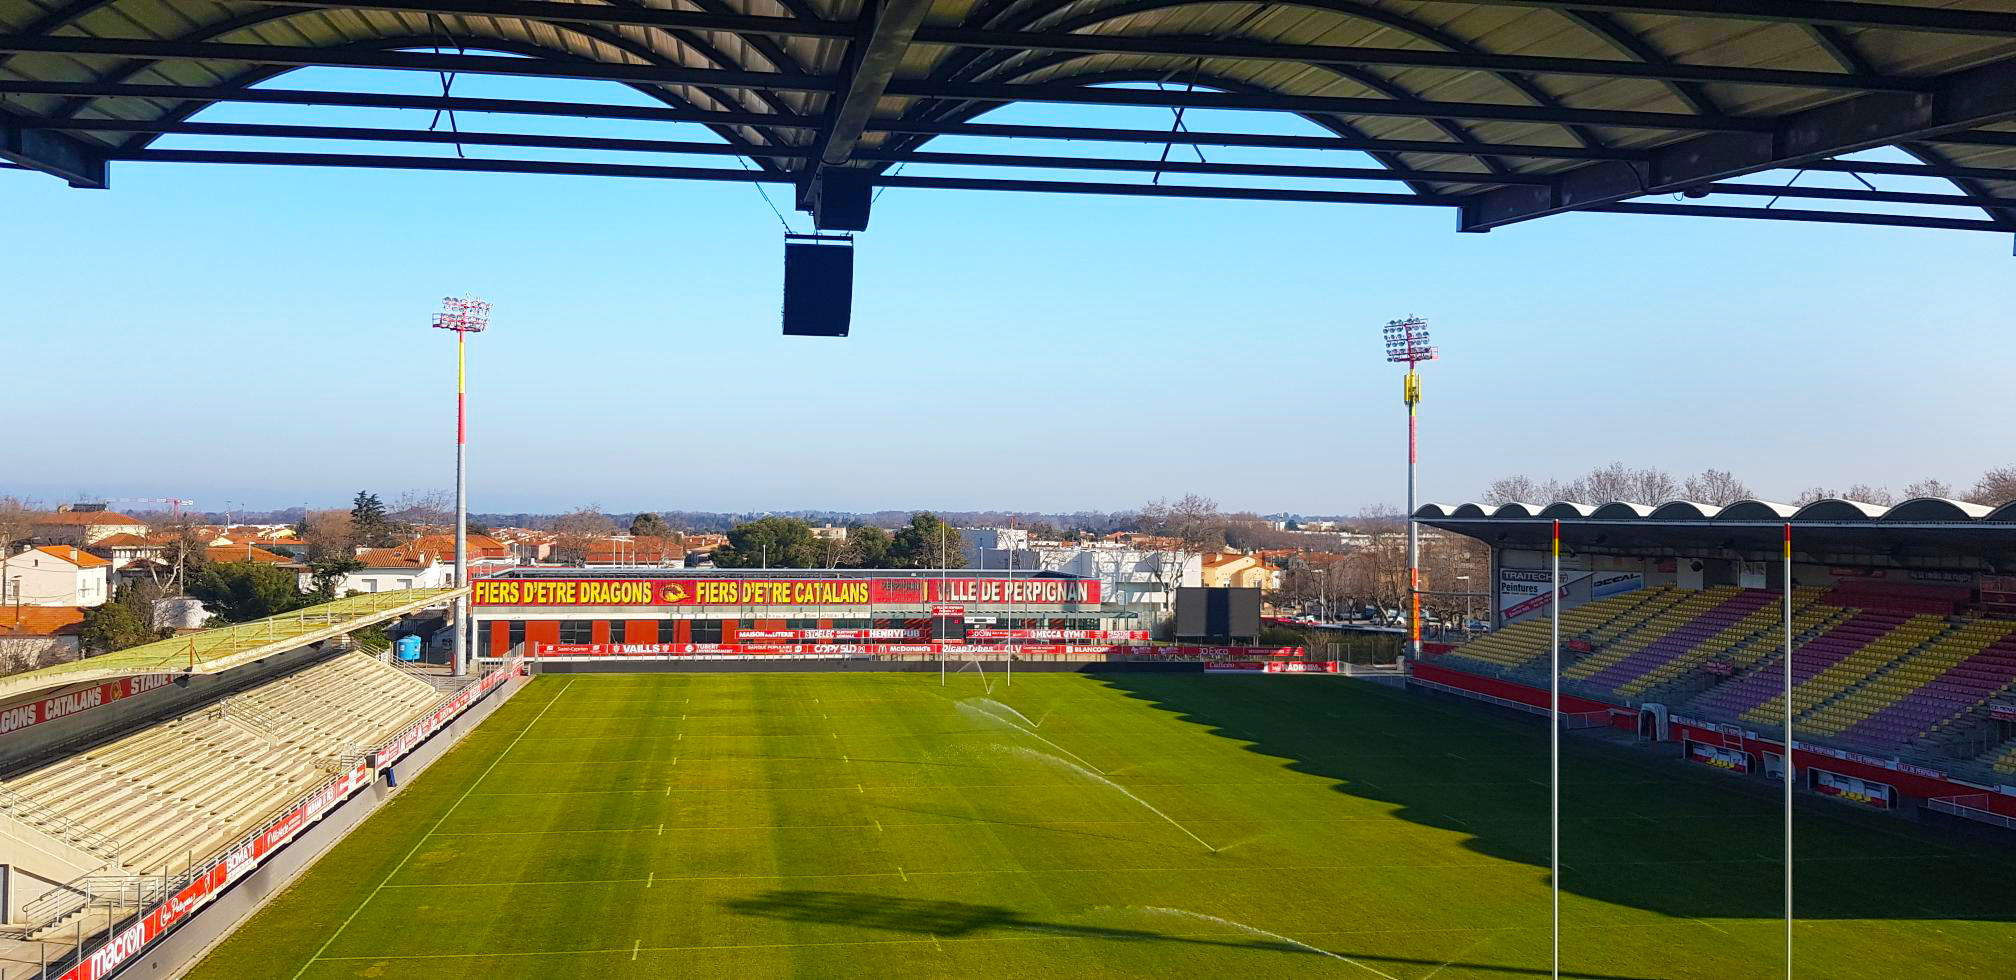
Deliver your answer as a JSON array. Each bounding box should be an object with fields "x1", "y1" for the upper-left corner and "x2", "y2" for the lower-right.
[
  {"x1": 1383, "y1": 316, "x2": 1435, "y2": 364},
  {"x1": 432, "y1": 296, "x2": 492, "y2": 334}
]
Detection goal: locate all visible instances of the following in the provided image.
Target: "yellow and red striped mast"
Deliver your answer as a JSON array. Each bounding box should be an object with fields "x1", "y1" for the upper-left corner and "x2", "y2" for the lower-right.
[
  {"x1": 433, "y1": 296, "x2": 490, "y2": 676},
  {"x1": 1383, "y1": 316, "x2": 1435, "y2": 659}
]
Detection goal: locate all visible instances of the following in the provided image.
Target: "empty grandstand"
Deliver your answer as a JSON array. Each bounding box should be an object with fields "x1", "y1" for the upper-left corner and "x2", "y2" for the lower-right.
[{"x1": 0, "y1": 588, "x2": 518, "y2": 979}]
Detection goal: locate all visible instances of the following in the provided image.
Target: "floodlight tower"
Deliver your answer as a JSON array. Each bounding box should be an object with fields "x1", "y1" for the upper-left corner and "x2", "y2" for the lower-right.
[
  {"x1": 433, "y1": 296, "x2": 490, "y2": 677},
  {"x1": 1384, "y1": 316, "x2": 1436, "y2": 661}
]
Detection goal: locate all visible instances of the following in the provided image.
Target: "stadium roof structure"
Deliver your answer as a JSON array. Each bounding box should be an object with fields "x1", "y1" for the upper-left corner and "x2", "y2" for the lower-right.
[
  {"x1": 0, "y1": 587, "x2": 464, "y2": 701},
  {"x1": 4, "y1": 0, "x2": 2016, "y2": 233},
  {"x1": 1415, "y1": 496, "x2": 2016, "y2": 570}
]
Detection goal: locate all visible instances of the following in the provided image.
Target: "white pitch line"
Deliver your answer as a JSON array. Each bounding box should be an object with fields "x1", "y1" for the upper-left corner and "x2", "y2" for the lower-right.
[
  {"x1": 875, "y1": 820, "x2": 883, "y2": 832},
  {"x1": 658, "y1": 824, "x2": 664, "y2": 836},
  {"x1": 1422, "y1": 935, "x2": 1491, "y2": 980},
  {"x1": 631, "y1": 939, "x2": 640, "y2": 961},
  {"x1": 1688, "y1": 916, "x2": 1731, "y2": 935},
  {"x1": 286, "y1": 677, "x2": 574, "y2": 980},
  {"x1": 648, "y1": 871, "x2": 655, "y2": 887},
  {"x1": 897, "y1": 866, "x2": 908, "y2": 882}
]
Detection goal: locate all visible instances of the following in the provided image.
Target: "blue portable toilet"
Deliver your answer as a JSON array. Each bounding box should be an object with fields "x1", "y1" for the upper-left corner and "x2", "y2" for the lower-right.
[{"x1": 395, "y1": 635, "x2": 423, "y2": 662}]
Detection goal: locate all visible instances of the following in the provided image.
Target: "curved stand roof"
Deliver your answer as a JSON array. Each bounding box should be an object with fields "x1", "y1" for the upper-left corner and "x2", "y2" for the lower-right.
[
  {"x1": 1414, "y1": 495, "x2": 2016, "y2": 569},
  {"x1": 3, "y1": 0, "x2": 2015, "y2": 232}
]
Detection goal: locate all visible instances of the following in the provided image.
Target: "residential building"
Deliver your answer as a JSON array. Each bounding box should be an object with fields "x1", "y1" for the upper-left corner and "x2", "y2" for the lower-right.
[
  {"x1": 204, "y1": 543, "x2": 298, "y2": 567},
  {"x1": 583, "y1": 535, "x2": 685, "y2": 568},
  {"x1": 30, "y1": 507, "x2": 149, "y2": 547},
  {"x1": 336, "y1": 548, "x2": 452, "y2": 594},
  {"x1": 492, "y1": 528, "x2": 555, "y2": 564},
  {"x1": 1200, "y1": 551, "x2": 1284, "y2": 591},
  {"x1": 411, "y1": 533, "x2": 520, "y2": 574},
  {"x1": 810, "y1": 525, "x2": 849, "y2": 542},
  {"x1": 0, "y1": 606, "x2": 87, "y2": 664},
  {"x1": 2, "y1": 545, "x2": 111, "y2": 607},
  {"x1": 88, "y1": 532, "x2": 165, "y2": 573}
]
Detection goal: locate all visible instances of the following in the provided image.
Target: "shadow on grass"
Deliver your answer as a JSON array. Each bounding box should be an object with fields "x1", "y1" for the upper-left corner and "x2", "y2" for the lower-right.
[
  {"x1": 1089, "y1": 673, "x2": 2016, "y2": 926},
  {"x1": 721, "y1": 889, "x2": 1664, "y2": 979}
]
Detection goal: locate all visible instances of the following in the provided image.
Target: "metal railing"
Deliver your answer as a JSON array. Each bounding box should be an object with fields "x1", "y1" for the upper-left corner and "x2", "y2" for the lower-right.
[
  {"x1": 213, "y1": 696, "x2": 294, "y2": 746},
  {"x1": 16, "y1": 868, "x2": 186, "y2": 934},
  {"x1": 0, "y1": 785, "x2": 122, "y2": 863},
  {"x1": 1927, "y1": 794, "x2": 2016, "y2": 831}
]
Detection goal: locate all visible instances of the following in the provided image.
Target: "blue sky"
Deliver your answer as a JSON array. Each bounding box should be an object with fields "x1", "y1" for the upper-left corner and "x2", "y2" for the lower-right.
[{"x1": 5, "y1": 65, "x2": 2013, "y2": 516}]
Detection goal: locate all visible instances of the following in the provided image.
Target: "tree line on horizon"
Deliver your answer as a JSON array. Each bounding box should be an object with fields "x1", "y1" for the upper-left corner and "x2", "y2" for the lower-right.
[{"x1": 1481, "y1": 463, "x2": 2016, "y2": 509}]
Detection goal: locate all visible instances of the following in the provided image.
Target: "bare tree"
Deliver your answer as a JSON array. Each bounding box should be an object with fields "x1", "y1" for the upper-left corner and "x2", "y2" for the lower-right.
[
  {"x1": 390, "y1": 489, "x2": 454, "y2": 529},
  {"x1": 551, "y1": 505, "x2": 616, "y2": 564},
  {"x1": 145, "y1": 515, "x2": 209, "y2": 595},
  {"x1": 0, "y1": 496, "x2": 41, "y2": 555},
  {"x1": 300, "y1": 509, "x2": 356, "y2": 560},
  {"x1": 1843, "y1": 484, "x2": 1894, "y2": 505},
  {"x1": 0, "y1": 634, "x2": 44, "y2": 676},
  {"x1": 1901, "y1": 478, "x2": 1954, "y2": 499},
  {"x1": 1141, "y1": 495, "x2": 1226, "y2": 556},
  {"x1": 1680, "y1": 469, "x2": 1751, "y2": 506},
  {"x1": 1578, "y1": 462, "x2": 1678, "y2": 504},
  {"x1": 1970, "y1": 466, "x2": 2016, "y2": 506},
  {"x1": 1793, "y1": 487, "x2": 1836, "y2": 506},
  {"x1": 1481, "y1": 475, "x2": 1548, "y2": 506}
]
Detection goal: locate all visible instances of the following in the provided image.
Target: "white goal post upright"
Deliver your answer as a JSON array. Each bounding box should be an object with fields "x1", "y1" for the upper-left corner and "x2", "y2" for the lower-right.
[
  {"x1": 1783, "y1": 522, "x2": 1795, "y2": 979},
  {"x1": 1549, "y1": 517, "x2": 1561, "y2": 980}
]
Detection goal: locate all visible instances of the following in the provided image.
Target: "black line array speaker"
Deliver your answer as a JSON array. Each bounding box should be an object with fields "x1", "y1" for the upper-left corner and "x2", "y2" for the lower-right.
[{"x1": 782, "y1": 237, "x2": 854, "y2": 337}]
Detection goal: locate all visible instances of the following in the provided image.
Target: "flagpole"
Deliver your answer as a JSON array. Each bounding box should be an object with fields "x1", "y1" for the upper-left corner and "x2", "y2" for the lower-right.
[
  {"x1": 1551, "y1": 517, "x2": 1561, "y2": 980},
  {"x1": 1783, "y1": 522, "x2": 1795, "y2": 979}
]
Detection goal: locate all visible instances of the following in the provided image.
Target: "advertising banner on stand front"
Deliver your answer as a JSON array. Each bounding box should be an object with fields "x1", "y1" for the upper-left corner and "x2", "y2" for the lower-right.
[{"x1": 0, "y1": 673, "x2": 178, "y2": 740}]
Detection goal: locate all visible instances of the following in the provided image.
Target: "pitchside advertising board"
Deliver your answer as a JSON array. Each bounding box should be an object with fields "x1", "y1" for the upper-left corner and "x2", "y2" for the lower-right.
[
  {"x1": 472, "y1": 577, "x2": 1100, "y2": 607},
  {"x1": 1498, "y1": 569, "x2": 1643, "y2": 624}
]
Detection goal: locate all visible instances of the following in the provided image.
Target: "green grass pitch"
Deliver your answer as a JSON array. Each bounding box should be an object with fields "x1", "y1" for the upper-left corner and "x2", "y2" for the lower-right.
[{"x1": 186, "y1": 671, "x2": 2016, "y2": 980}]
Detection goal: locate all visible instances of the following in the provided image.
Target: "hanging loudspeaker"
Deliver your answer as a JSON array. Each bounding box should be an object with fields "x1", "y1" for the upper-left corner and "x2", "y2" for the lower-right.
[{"x1": 782, "y1": 234, "x2": 854, "y2": 337}]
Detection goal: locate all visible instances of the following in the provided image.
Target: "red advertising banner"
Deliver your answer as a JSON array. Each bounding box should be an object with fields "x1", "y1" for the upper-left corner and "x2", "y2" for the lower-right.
[
  {"x1": 0, "y1": 674, "x2": 177, "y2": 740},
  {"x1": 1990, "y1": 701, "x2": 2016, "y2": 723},
  {"x1": 930, "y1": 605, "x2": 965, "y2": 618},
  {"x1": 472, "y1": 577, "x2": 1100, "y2": 608},
  {"x1": 56, "y1": 658, "x2": 526, "y2": 980}
]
